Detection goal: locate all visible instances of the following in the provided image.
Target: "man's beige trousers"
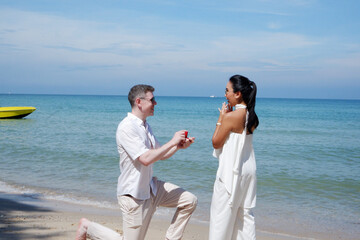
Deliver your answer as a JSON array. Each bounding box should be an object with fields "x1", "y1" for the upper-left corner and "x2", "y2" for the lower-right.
[{"x1": 118, "y1": 179, "x2": 197, "y2": 240}]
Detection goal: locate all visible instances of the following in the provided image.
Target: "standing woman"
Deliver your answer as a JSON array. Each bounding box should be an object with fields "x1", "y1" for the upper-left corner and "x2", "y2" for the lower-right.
[{"x1": 209, "y1": 75, "x2": 259, "y2": 240}]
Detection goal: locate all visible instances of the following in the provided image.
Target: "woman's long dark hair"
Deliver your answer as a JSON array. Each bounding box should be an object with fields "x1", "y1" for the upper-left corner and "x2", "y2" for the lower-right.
[{"x1": 229, "y1": 75, "x2": 259, "y2": 134}]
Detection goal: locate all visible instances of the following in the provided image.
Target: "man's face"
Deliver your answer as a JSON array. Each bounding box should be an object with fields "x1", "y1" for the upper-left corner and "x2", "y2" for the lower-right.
[{"x1": 139, "y1": 91, "x2": 157, "y2": 117}]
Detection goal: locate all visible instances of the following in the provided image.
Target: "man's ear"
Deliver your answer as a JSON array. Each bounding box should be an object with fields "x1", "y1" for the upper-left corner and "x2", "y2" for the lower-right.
[{"x1": 135, "y1": 98, "x2": 142, "y2": 108}]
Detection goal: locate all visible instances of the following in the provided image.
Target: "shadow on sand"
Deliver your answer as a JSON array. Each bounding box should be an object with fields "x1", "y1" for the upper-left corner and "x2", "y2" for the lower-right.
[{"x1": 0, "y1": 192, "x2": 66, "y2": 239}]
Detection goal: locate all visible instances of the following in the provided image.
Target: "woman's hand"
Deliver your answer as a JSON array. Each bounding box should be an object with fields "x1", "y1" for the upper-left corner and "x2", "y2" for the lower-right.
[{"x1": 218, "y1": 102, "x2": 232, "y2": 118}]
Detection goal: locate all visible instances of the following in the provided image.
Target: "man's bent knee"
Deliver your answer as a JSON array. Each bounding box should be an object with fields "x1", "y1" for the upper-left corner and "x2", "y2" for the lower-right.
[{"x1": 184, "y1": 192, "x2": 198, "y2": 212}]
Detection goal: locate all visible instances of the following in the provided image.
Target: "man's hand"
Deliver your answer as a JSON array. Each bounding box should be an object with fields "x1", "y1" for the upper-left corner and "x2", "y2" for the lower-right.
[
  {"x1": 170, "y1": 130, "x2": 187, "y2": 147},
  {"x1": 178, "y1": 137, "x2": 195, "y2": 149}
]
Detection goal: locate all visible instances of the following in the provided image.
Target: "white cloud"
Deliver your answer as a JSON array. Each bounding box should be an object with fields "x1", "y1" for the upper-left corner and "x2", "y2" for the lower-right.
[
  {"x1": 259, "y1": 0, "x2": 316, "y2": 7},
  {"x1": 314, "y1": 52, "x2": 360, "y2": 82},
  {"x1": 221, "y1": 7, "x2": 290, "y2": 16},
  {"x1": 200, "y1": 32, "x2": 319, "y2": 73},
  {"x1": 1, "y1": 5, "x2": 359, "y2": 98},
  {"x1": 0, "y1": 8, "x2": 317, "y2": 68},
  {"x1": 267, "y1": 22, "x2": 282, "y2": 30},
  {"x1": 0, "y1": 8, "x2": 187, "y2": 68}
]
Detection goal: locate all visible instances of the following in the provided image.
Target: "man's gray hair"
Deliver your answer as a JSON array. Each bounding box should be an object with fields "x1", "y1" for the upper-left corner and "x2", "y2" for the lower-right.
[{"x1": 128, "y1": 84, "x2": 155, "y2": 107}]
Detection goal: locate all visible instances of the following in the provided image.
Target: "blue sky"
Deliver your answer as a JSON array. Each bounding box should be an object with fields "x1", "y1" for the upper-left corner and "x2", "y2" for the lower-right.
[{"x1": 1, "y1": 0, "x2": 359, "y2": 99}]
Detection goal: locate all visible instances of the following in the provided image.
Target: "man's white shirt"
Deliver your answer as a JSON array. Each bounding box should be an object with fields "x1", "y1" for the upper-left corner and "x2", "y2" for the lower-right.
[{"x1": 116, "y1": 113, "x2": 160, "y2": 200}]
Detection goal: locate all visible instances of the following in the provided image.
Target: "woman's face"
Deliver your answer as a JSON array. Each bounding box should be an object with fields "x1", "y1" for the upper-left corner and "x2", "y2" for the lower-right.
[{"x1": 225, "y1": 81, "x2": 238, "y2": 107}]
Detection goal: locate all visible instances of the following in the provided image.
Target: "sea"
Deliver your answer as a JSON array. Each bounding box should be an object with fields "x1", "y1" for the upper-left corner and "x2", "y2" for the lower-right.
[{"x1": 1, "y1": 94, "x2": 359, "y2": 239}]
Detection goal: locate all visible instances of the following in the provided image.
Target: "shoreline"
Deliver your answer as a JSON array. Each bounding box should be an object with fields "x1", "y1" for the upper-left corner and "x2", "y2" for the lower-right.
[{"x1": 0, "y1": 191, "x2": 322, "y2": 240}]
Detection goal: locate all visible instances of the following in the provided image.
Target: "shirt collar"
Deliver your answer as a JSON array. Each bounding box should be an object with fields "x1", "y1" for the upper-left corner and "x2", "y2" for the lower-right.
[{"x1": 127, "y1": 112, "x2": 147, "y2": 127}]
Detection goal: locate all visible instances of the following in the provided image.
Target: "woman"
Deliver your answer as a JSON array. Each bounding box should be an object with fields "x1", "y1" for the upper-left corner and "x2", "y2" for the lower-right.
[{"x1": 209, "y1": 75, "x2": 259, "y2": 240}]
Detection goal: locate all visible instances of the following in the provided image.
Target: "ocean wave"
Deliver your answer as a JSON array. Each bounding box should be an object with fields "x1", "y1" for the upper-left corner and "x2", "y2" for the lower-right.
[{"x1": 0, "y1": 180, "x2": 118, "y2": 210}]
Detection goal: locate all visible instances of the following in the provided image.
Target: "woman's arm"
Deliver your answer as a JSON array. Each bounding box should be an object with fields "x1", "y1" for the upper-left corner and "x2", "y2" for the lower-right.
[
  {"x1": 212, "y1": 103, "x2": 246, "y2": 149},
  {"x1": 212, "y1": 116, "x2": 232, "y2": 149}
]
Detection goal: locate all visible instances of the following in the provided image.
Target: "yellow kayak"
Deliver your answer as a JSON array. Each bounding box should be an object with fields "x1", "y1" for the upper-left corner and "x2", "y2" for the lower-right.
[{"x1": 0, "y1": 107, "x2": 36, "y2": 119}]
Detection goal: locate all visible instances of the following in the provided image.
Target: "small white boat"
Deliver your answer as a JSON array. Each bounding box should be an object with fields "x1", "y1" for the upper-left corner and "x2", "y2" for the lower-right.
[{"x1": 0, "y1": 107, "x2": 36, "y2": 119}]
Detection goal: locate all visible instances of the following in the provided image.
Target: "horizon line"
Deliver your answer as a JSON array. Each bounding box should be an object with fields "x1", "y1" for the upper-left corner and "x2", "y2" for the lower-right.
[{"x1": 1, "y1": 92, "x2": 359, "y2": 101}]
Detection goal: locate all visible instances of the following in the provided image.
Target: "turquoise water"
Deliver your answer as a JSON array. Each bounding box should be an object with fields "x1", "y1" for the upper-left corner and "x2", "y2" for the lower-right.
[{"x1": 1, "y1": 94, "x2": 359, "y2": 239}]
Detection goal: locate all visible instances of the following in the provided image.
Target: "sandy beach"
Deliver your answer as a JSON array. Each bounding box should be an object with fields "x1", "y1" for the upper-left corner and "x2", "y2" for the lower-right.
[{"x1": 0, "y1": 191, "x2": 311, "y2": 240}]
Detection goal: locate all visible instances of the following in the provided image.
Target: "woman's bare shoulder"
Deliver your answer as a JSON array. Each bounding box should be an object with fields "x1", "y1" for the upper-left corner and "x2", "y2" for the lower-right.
[
  {"x1": 227, "y1": 108, "x2": 246, "y2": 132},
  {"x1": 228, "y1": 107, "x2": 246, "y2": 120}
]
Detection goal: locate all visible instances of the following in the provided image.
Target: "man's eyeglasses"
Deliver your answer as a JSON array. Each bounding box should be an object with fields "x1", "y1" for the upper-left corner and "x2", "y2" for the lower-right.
[{"x1": 140, "y1": 97, "x2": 156, "y2": 104}]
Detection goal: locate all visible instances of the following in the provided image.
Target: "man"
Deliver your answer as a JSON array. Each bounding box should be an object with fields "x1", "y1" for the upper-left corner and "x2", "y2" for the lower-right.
[
  {"x1": 76, "y1": 84, "x2": 197, "y2": 240},
  {"x1": 117, "y1": 84, "x2": 197, "y2": 240}
]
